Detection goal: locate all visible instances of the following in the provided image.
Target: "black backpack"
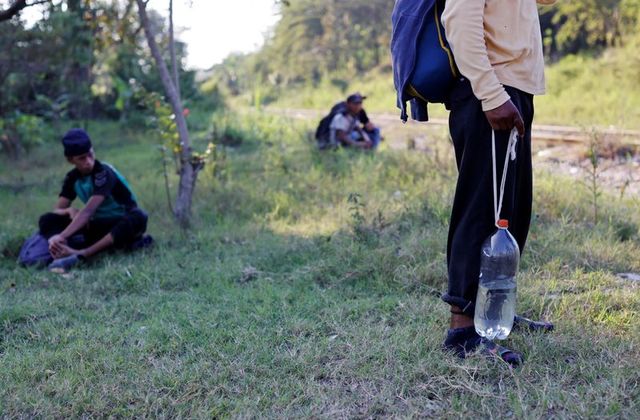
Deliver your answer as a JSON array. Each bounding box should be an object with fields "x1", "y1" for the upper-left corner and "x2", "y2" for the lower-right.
[{"x1": 315, "y1": 102, "x2": 349, "y2": 148}]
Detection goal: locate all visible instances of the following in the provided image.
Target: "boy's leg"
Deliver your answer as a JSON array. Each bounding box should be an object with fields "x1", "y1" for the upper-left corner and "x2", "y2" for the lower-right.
[
  {"x1": 84, "y1": 209, "x2": 149, "y2": 257},
  {"x1": 443, "y1": 80, "x2": 533, "y2": 356},
  {"x1": 53, "y1": 209, "x2": 148, "y2": 259}
]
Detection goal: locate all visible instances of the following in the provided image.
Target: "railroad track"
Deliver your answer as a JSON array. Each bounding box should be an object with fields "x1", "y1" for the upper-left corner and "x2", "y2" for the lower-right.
[{"x1": 269, "y1": 108, "x2": 640, "y2": 147}]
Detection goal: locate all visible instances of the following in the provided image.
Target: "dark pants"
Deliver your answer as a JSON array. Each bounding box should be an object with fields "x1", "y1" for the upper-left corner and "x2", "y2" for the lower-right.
[
  {"x1": 442, "y1": 79, "x2": 534, "y2": 316},
  {"x1": 39, "y1": 208, "x2": 148, "y2": 250}
]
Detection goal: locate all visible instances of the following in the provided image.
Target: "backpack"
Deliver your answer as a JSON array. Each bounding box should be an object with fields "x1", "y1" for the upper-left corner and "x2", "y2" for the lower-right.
[
  {"x1": 18, "y1": 232, "x2": 53, "y2": 268},
  {"x1": 391, "y1": 0, "x2": 458, "y2": 121},
  {"x1": 315, "y1": 102, "x2": 348, "y2": 149}
]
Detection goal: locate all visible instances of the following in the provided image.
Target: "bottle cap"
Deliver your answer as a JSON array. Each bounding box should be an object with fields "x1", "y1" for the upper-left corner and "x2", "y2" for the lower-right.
[{"x1": 497, "y1": 219, "x2": 509, "y2": 229}]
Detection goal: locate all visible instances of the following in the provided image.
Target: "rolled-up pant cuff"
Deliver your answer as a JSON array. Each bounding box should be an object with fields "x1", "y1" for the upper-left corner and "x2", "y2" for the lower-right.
[{"x1": 441, "y1": 293, "x2": 475, "y2": 317}]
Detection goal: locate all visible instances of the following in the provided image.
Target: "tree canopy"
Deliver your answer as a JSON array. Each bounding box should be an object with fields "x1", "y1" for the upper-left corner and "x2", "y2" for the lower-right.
[
  {"x1": 0, "y1": 0, "x2": 201, "y2": 154},
  {"x1": 207, "y1": 0, "x2": 640, "y2": 99}
]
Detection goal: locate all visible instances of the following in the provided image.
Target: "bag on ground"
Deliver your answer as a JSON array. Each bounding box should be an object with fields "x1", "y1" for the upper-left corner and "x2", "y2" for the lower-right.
[{"x1": 18, "y1": 232, "x2": 53, "y2": 267}]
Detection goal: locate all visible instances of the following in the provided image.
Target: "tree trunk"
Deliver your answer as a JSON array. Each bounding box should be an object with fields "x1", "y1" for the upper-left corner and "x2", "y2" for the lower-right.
[
  {"x1": 169, "y1": 0, "x2": 181, "y2": 99},
  {"x1": 136, "y1": 0, "x2": 198, "y2": 228}
]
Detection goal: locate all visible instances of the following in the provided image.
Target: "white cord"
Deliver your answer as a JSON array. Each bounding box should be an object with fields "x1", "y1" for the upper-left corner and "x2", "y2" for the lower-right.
[{"x1": 492, "y1": 128, "x2": 519, "y2": 227}]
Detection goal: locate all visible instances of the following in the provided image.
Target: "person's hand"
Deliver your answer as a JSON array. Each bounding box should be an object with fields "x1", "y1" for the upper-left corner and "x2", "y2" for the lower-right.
[
  {"x1": 50, "y1": 242, "x2": 78, "y2": 259},
  {"x1": 358, "y1": 140, "x2": 373, "y2": 150},
  {"x1": 484, "y1": 100, "x2": 525, "y2": 136},
  {"x1": 48, "y1": 234, "x2": 67, "y2": 257}
]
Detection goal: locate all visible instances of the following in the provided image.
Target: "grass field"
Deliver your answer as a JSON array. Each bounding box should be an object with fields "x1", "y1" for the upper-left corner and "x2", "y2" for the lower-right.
[{"x1": 1, "y1": 111, "x2": 639, "y2": 417}]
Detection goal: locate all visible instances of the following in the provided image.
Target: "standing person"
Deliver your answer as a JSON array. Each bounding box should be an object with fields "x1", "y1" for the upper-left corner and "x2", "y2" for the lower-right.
[{"x1": 440, "y1": 0, "x2": 555, "y2": 365}]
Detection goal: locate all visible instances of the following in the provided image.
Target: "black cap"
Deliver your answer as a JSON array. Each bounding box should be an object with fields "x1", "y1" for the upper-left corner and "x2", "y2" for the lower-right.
[
  {"x1": 347, "y1": 93, "x2": 367, "y2": 104},
  {"x1": 62, "y1": 128, "x2": 92, "y2": 157}
]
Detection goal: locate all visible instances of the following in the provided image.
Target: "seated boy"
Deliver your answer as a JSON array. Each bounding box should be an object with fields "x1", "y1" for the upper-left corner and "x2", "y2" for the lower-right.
[{"x1": 41, "y1": 128, "x2": 150, "y2": 272}]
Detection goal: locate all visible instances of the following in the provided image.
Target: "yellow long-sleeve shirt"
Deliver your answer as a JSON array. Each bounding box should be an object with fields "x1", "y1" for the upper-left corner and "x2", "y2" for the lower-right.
[{"x1": 442, "y1": 0, "x2": 556, "y2": 111}]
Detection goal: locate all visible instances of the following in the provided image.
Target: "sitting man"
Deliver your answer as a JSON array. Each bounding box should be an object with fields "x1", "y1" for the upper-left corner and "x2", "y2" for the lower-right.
[
  {"x1": 326, "y1": 93, "x2": 382, "y2": 150},
  {"x1": 41, "y1": 128, "x2": 151, "y2": 272}
]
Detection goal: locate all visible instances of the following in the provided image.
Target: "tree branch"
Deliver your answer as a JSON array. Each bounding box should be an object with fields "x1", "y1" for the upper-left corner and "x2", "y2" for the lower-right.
[
  {"x1": 0, "y1": 0, "x2": 27, "y2": 22},
  {"x1": 0, "y1": 0, "x2": 49, "y2": 23}
]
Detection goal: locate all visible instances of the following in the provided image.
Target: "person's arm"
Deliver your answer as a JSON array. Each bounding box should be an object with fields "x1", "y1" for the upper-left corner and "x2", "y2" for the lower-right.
[
  {"x1": 336, "y1": 130, "x2": 366, "y2": 148},
  {"x1": 442, "y1": 0, "x2": 524, "y2": 135},
  {"x1": 52, "y1": 174, "x2": 80, "y2": 217},
  {"x1": 49, "y1": 195, "x2": 105, "y2": 257},
  {"x1": 358, "y1": 109, "x2": 370, "y2": 125},
  {"x1": 333, "y1": 114, "x2": 366, "y2": 148},
  {"x1": 52, "y1": 195, "x2": 105, "y2": 241},
  {"x1": 356, "y1": 126, "x2": 373, "y2": 145},
  {"x1": 50, "y1": 164, "x2": 116, "y2": 250},
  {"x1": 55, "y1": 196, "x2": 71, "y2": 210},
  {"x1": 52, "y1": 197, "x2": 81, "y2": 219}
]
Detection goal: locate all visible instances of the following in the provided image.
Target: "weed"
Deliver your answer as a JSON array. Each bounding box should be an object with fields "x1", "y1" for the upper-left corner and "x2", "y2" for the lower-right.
[{"x1": 585, "y1": 129, "x2": 603, "y2": 225}]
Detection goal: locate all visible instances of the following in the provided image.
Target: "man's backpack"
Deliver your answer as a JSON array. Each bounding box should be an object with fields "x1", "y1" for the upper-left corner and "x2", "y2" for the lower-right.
[
  {"x1": 391, "y1": 0, "x2": 458, "y2": 122},
  {"x1": 315, "y1": 102, "x2": 348, "y2": 149}
]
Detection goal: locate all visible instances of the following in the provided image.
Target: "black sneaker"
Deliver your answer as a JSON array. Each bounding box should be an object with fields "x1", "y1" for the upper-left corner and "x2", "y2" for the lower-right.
[
  {"x1": 443, "y1": 326, "x2": 482, "y2": 358},
  {"x1": 443, "y1": 327, "x2": 524, "y2": 367}
]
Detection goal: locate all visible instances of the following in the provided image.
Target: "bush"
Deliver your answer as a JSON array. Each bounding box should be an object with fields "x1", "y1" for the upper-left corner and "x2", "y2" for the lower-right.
[{"x1": 0, "y1": 113, "x2": 54, "y2": 157}]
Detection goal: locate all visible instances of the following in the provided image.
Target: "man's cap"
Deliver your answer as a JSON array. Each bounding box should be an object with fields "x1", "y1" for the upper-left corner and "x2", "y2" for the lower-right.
[
  {"x1": 62, "y1": 128, "x2": 92, "y2": 157},
  {"x1": 347, "y1": 93, "x2": 367, "y2": 104}
]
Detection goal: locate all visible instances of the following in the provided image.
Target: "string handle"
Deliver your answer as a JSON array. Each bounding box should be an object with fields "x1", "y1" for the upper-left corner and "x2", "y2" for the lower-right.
[{"x1": 492, "y1": 128, "x2": 519, "y2": 227}]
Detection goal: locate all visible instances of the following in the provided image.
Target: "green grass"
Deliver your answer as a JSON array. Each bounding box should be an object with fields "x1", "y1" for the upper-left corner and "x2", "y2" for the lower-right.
[
  {"x1": 0, "y1": 111, "x2": 639, "y2": 417},
  {"x1": 263, "y1": 41, "x2": 640, "y2": 129}
]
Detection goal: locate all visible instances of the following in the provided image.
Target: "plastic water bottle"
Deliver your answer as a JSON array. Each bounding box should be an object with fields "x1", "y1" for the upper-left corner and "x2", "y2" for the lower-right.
[{"x1": 474, "y1": 219, "x2": 519, "y2": 340}]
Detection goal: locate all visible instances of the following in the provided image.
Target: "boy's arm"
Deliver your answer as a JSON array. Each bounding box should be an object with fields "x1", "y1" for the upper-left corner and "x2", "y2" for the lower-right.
[
  {"x1": 52, "y1": 197, "x2": 74, "y2": 218},
  {"x1": 55, "y1": 197, "x2": 71, "y2": 210},
  {"x1": 49, "y1": 195, "x2": 105, "y2": 245},
  {"x1": 56, "y1": 172, "x2": 77, "y2": 214},
  {"x1": 50, "y1": 165, "x2": 116, "y2": 245}
]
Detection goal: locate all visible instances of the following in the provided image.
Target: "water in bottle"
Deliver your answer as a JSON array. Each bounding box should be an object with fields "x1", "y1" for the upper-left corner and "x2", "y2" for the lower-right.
[{"x1": 474, "y1": 219, "x2": 519, "y2": 340}]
